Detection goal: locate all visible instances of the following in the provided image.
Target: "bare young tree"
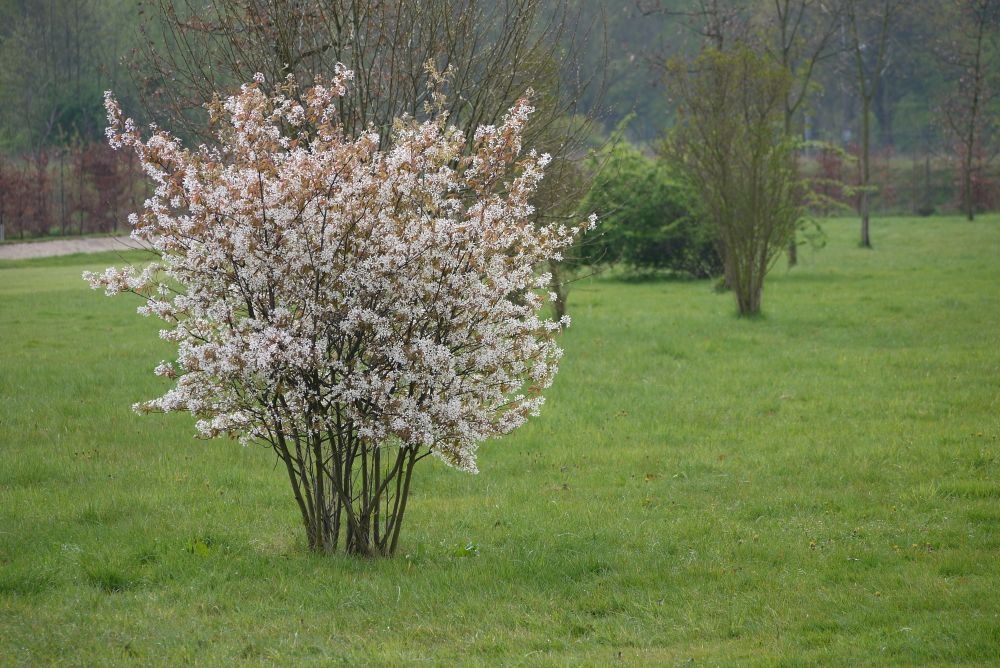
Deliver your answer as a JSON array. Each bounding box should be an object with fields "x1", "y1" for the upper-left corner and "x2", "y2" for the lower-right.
[
  {"x1": 642, "y1": 1, "x2": 839, "y2": 268},
  {"x1": 134, "y1": 0, "x2": 602, "y2": 314},
  {"x1": 137, "y1": 2, "x2": 574, "y2": 139},
  {"x1": 938, "y1": 0, "x2": 1000, "y2": 221},
  {"x1": 758, "y1": 0, "x2": 844, "y2": 265},
  {"x1": 844, "y1": 0, "x2": 905, "y2": 248},
  {"x1": 637, "y1": 0, "x2": 749, "y2": 51},
  {"x1": 667, "y1": 47, "x2": 803, "y2": 317}
]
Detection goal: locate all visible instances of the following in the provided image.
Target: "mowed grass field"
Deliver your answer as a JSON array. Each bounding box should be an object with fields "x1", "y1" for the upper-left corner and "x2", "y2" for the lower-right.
[{"x1": 1, "y1": 216, "x2": 998, "y2": 665}]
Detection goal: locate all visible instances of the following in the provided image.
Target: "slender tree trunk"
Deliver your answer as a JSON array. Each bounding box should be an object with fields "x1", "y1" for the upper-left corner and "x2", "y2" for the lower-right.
[
  {"x1": 964, "y1": 149, "x2": 975, "y2": 222},
  {"x1": 786, "y1": 224, "x2": 798, "y2": 266},
  {"x1": 0, "y1": 162, "x2": 5, "y2": 242},
  {"x1": 860, "y1": 96, "x2": 872, "y2": 248},
  {"x1": 964, "y1": 7, "x2": 986, "y2": 222},
  {"x1": 785, "y1": 112, "x2": 798, "y2": 267},
  {"x1": 77, "y1": 153, "x2": 85, "y2": 236},
  {"x1": 847, "y1": 0, "x2": 900, "y2": 250},
  {"x1": 958, "y1": 79, "x2": 977, "y2": 219},
  {"x1": 924, "y1": 154, "x2": 932, "y2": 214},
  {"x1": 59, "y1": 149, "x2": 66, "y2": 235},
  {"x1": 388, "y1": 448, "x2": 419, "y2": 555}
]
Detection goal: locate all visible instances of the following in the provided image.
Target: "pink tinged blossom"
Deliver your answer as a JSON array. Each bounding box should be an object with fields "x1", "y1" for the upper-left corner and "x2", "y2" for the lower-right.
[{"x1": 88, "y1": 68, "x2": 592, "y2": 475}]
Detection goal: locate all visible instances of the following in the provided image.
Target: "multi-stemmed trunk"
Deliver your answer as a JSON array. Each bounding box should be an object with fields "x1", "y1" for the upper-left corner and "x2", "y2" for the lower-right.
[
  {"x1": 271, "y1": 423, "x2": 424, "y2": 557},
  {"x1": 725, "y1": 245, "x2": 767, "y2": 318}
]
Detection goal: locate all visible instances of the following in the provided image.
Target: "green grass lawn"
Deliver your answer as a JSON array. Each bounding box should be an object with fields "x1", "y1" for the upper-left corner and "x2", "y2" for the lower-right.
[{"x1": 2, "y1": 216, "x2": 998, "y2": 665}]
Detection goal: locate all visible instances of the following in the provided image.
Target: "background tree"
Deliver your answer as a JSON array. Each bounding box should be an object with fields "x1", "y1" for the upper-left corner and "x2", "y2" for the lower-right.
[
  {"x1": 0, "y1": 0, "x2": 137, "y2": 153},
  {"x1": 135, "y1": 1, "x2": 595, "y2": 150},
  {"x1": 637, "y1": 0, "x2": 749, "y2": 51},
  {"x1": 642, "y1": 1, "x2": 840, "y2": 270},
  {"x1": 135, "y1": 0, "x2": 600, "y2": 314},
  {"x1": 938, "y1": 0, "x2": 1000, "y2": 221},
  {"x1": 667, "y1": 47, "x2": 803, "y2": 316},
  {"x1": 755, "y1": 0, "x2": 844, "y2": 265},
  {"x1": 844, "y1": 0, "x2": 904, "y2": 247}
]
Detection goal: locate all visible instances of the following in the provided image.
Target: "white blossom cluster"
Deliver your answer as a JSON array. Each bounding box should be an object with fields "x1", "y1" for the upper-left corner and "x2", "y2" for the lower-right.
[{"x1": 86, "y1": 69, "x2": 593, "y2": 473}]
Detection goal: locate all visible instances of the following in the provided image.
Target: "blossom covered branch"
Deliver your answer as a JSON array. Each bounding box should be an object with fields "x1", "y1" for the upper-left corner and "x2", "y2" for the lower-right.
[{"x1": 86, "y1": 68, "x2": 594, "y2": 554}]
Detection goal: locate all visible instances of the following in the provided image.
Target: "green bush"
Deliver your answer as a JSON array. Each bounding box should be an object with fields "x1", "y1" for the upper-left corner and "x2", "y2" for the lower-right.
[{"x1": 578, "y1": 141, "x2": 721, "y2": 278}]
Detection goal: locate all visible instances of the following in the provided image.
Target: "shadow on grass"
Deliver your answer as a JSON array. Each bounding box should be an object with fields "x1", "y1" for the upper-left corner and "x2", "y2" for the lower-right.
[
  {"x1": 82, "y1": 561, "x2": 136, "y2": 594},
  {"x1": 602, "y1": 270, "x2": 715, "y2": 285}
]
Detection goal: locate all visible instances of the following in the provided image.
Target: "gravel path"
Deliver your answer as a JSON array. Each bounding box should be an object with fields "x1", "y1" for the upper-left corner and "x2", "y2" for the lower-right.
[{"x1": 0, "y1": 236, "x2": 146, "y2": 260}]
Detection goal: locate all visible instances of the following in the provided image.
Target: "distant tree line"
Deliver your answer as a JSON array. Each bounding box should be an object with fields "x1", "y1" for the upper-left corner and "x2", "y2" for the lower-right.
[
  {"x1": 0, "y1": 0, "x2": 998, "y2": 243},
  {"x1": 0, "y1": 0, "x2": 142, "y2": 240}
]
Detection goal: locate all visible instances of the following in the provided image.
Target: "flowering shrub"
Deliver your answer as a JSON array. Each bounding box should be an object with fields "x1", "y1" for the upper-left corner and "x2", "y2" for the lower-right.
[{"x1": 86, "y1": 68, "x2": 593, "y2": 556}]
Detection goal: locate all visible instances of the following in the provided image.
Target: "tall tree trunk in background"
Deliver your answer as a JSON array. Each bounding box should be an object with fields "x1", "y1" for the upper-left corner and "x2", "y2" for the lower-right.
[
  {"x1": 846, "y1": 0, "x2": 901, "y2": 250},
  {"x1": 859, "y1": 92, "x2": 872, "y2": 247},
  {"x1": 0, "y1": 161, "x2": 5, "y2": 243},
  {"x1": 961, "y1": 59, "x2": 981, "y2": 223},
  {"x1": 59, "y1": 148, "x2": 67, "y2": 235},
  {"x1": 941, "y1": 0, "x2": 998, "y2": 223},
  {"x1": 765, "y1": 0, "x2": 843, "y2": 268},
  {"x1": 786, "y1": 111, "x2": 800, "y2": 265}
]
